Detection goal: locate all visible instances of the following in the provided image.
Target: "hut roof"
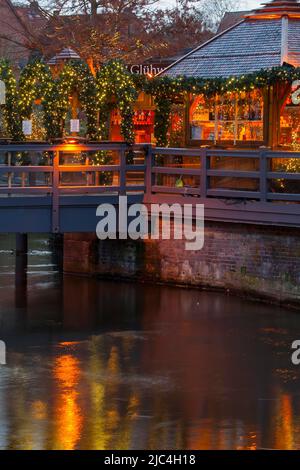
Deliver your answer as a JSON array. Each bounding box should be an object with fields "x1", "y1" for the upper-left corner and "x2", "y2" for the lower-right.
[
  {"x1": 47, "y1": 48, "x2": 81, "y2": 65},
  {"x1": 161, "y1": 0, "x2": 300, "y2": 78}
]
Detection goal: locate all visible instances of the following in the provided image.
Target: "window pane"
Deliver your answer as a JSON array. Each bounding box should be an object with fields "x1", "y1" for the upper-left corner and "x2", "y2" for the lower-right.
[
  {"x1": 280, "y1": 84, "x2": 300, "y2": 149},
  {"x1": 236, "y1": 90, "x2": 263, "y2": 142},
  {"x1": 190, "y1": 95, "x2": 215, "y2": 141},
  {"x1": 190, "y1": 91, "x2": 263, "y2": 143}
]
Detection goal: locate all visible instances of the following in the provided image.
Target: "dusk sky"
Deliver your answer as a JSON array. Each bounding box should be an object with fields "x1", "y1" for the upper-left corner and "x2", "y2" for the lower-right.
[
  {"x1": 161, "y1": 1, "x2": 265, "y2": 12},
  {"x1": 246, "y1": 0, "x2": 264, "y2": 9}
]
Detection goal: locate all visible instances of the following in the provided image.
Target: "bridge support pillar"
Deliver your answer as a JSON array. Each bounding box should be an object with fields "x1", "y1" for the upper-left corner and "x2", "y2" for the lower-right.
[{"x1": 15, "y1": 233, "x2": 28, "y2": 309}]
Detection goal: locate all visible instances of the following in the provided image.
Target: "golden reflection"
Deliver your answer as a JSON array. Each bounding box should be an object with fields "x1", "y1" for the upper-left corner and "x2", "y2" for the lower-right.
[
  {"x1": 107, "y1": 346, "x2": 120, "y2": 377},
  {"x1": 8, "y1": 390, "x2": 34, "y2": 450},
  {"x1": 59, "y1": 342, "x2": 82, "y2": 348},
  {"x1": 53, "y1": 354, "x2": 83, "y2": 450},
  {"x1": 85, "y1": 338, "x2": 142, "y2": 450},
  {"x1": 188, "y1": 424, "x2": 213, "y2": 450},
  {"x1": 274, "y1": 393, "x2": 294, "y2": 450},
  {"x1": 31, "y1": 401, "x2": 47, "y2": 421}
]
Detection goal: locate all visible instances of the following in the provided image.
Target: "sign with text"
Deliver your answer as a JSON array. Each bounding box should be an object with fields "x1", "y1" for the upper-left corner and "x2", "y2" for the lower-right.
[
  {"x1": 22, "y1": 120, "x2": 32, "y2": 136},
  {"x1": 70, "y1": 119, "x2": 80, "y2": 133},
  {"x1": 0, "y1": 81, "x2": 5, "y2": 105},
  {"x1": 291, "y1": 80, "x2": 300, "y2": 105},
  {"x1": 128, "y1": 63, "x2": 168, "y2": 76}
]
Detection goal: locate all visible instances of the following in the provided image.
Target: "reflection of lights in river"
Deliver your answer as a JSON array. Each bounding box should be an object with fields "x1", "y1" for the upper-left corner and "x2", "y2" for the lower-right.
[
  {"x1": 53, "y1": 354, "x2": 83, "y2": 450},
  {"x1": 275, "y1": 393, "x2": 293, "y2": 450}
]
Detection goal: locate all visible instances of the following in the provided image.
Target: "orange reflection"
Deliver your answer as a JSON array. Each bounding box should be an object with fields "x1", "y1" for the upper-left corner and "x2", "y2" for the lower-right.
[
  {"x1": 32, "y1": 400, "x2": 47, "y2": 421},
  {"x1": 275, "y1": 394, "x2": 294, "y2": 450},
  {"x1": 53, "y1": 354, "x2": 83, "y2": 450}
]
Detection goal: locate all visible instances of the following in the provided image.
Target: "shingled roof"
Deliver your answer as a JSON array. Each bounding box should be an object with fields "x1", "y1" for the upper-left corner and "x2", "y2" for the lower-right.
[{"x1": 162, "y1": 0, "x2": 300, "y2": 78}]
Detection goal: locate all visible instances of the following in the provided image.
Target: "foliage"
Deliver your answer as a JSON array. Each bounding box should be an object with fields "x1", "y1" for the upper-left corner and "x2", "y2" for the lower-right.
[
  {"x1": 10, "y1": 0, "x2": 213, "y2": 66},
  {"x1": 0, "y1": 60, "x2": 22, "y2": 140},
  {"x1": 57, "y1": 60, "x2": 99, "y2": 139},
  {"x1": 272, "y1": 158, "x2": 300, "y2": 194},
  {"x1": 4, "y1": 60, "x2": 300, "y2": 148},
  {"x1": 95, "y1": 60, "x2": 138, "y2": 144},
  {"x1": 18, "y1": 60, "x2": 58, "y2": 140}
]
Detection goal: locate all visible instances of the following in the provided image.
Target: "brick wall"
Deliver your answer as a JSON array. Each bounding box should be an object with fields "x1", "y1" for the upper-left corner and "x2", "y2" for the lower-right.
[{"x1": 64, "y1": 222, "x2": 300, "y2": 307}]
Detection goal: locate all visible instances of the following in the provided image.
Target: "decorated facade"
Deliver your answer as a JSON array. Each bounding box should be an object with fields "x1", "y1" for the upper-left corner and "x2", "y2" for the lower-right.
[
  {"x1": 2, "y1": 0, "x2": 300, "y2": 153},
  {"x1": 161, "y1": 0, "x2": 300, "y2": 151}
]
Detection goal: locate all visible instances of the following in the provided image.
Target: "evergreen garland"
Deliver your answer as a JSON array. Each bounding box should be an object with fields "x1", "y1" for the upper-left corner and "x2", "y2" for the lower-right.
[
  {"x1": 95, "y1": 60, "x2": 137, "y2": 144},
  {"x1": 2, "y1": 60, "x2": 300, "y2": 147},
  {"x1": 0, "y1": 60, "x2": 22, "y2": 140},
  {"x1": 57, "y1": 60, "x2": 99, "y2": 139},
  {"x1": 18, "y1": 60, "x2": 58, "y2": 140}
]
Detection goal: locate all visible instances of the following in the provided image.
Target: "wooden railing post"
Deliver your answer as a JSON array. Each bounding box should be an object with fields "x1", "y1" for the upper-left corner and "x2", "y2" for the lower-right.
[
  {"x1": 7, "y1": 151, "x2": 12, "y2": 193},
  {"x1": 52, "y1": 151, "x2": 60, "y2": 233},
  {"x1": 145, "y1": 144, "x2": 154, "y2": 197},
  {"x1": 119, "y1": 144, "x2": 127, "y2": 195},
  {"x1": 200, "y1": 148, "x2": 208, "y2": 198},
  {"x1": 260, "y1": 151, "x2": 268, "y2": 202}
]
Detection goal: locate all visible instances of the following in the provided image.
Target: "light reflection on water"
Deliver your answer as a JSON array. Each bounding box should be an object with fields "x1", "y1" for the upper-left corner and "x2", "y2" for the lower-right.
[{"x1": 0, "y1": 234, "x2": 300, "y2": 449}]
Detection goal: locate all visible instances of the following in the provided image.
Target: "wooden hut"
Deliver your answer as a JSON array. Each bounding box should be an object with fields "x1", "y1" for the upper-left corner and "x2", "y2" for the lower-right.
[{"x1": 161, "y1": 0, "x2": 300, "y2": 151}]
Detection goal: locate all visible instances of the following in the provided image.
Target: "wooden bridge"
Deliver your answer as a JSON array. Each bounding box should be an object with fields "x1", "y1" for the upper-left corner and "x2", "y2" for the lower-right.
[{"x1": 0, "y1": 142, "x2": 300, "y2": 233}]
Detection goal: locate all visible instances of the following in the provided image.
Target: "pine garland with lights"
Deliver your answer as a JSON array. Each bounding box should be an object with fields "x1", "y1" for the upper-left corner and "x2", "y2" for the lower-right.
[
  {"x1": 144, "y1": 64, "x2": 300, "y2": 146},
  {"x1": 3, "y1": 61, "x2": 300, "y2": 147},
  {"x1": 0, "y1": 60, "x2": 22, "y2": 140},
  {"x1": 95, "y1": 60, "x2": 137, "y2": 143},
  {"x1": 18, "y1": 59, "x2": 99, "y2": 141},
  {"x1": 18, "y1": 60, "x2": 58, "y2": 140},
  {"x1": 57, "y1": 60, "x2": 99, "y2": 139}
]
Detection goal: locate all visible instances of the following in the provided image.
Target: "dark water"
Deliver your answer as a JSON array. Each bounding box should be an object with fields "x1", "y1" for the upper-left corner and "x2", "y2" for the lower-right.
[{"x1": 0, "y1": 234, "x2": 300, "y2": 450}]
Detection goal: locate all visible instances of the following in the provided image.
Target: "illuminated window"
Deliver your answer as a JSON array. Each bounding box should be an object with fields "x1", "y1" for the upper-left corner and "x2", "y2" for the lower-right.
[
  {"x1": 190, "y1": 95, "x2": 215, "y2": 141},
  {"x1": 280, "y1": 83, "x2": 300, "y2": 149},
  {"x1": 190, "y1": 90, "x2": 264, "y2": 143}
]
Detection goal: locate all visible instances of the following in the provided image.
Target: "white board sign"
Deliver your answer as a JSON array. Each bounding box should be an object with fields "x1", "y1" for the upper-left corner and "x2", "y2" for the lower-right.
[
  {"x1": 70, "y1": 119, "x2": 80, "y2": 133},
  {"x1": 0, "y1": 81, "x2": 5, "y2": 105},
  {"x1": 191, "y1": 125, "x2": 202, "y2": 140},
  {"x1": 22, "y1": 120, "x2": 32, "y2": 136},
  {"x1": 292, "y1": 80, "x2": 300, "y2": 105}
]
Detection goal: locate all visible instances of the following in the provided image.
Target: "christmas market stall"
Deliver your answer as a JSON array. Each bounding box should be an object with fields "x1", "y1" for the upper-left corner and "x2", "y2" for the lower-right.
[
  {"x1": 151, "y1": 0, "x2": 300, "y2": 190},
  {"x1": 159, "y1": 0, "x2": 300, "y2": 151}
]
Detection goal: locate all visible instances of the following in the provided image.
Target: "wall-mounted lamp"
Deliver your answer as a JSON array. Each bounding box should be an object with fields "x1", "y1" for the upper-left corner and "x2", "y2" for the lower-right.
[{"x1": 63, "y1": 136, "x2": 86, "y2": 144}]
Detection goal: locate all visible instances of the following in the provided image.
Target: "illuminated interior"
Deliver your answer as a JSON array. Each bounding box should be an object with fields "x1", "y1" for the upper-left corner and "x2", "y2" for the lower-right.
[
  {"x1": 280, "y1": 82, "x2": 300, "y2": 149},
  {"x1": 190, "y1": 91, "x2": 264, "y2": 144}
]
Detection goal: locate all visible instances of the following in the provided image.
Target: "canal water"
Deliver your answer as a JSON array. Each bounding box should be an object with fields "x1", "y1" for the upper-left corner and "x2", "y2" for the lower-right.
[{"x1": 0, "y1": 234, "x2": 300, "y2": 450}]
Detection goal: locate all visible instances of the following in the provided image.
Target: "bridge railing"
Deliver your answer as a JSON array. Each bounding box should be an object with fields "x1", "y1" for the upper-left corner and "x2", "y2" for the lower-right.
[
  {"x1": 0, "y1": 143, "x2": 300, "y2": 204},
  {"x1": 147, "y1": 147, "x2": 300, "y2": 203},
  {"x1": 0, "y1": 142, "x2": 146, "y2": 195},
  {"x1": 0, "y1": 143, "x2": 300, "y2": 229}
]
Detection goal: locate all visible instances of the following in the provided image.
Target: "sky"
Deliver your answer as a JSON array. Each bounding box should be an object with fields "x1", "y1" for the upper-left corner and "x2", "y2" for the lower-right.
[
  {"x1": 246, "y1": 0, "x2": 265, "y2": 10},
  {"x1": 159, "y1": 1, "x2": 265, "y2": 11}
]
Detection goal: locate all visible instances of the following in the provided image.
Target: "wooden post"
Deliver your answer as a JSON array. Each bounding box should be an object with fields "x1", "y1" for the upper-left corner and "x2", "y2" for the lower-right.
[
  {"x1": 260, "y1": 151, "x2": 268, "y2": 202},
  {"x1": 184, "y1": 92, "x2": 190, "y2": 147},
  {"x1": 200, "y1": 148, "x2": 209, "y2": 198},
  {"x1": 119, "y1": 145, "x2": 127, "y2": 195},
  {"x1": 7, "y1": 151, "x2": 12, "y2": 193},
  {"x1": 15, "y1": 233, "x2": 28, "y2": 309},
  {"x1": 52, "y1": 151, "x2": 60, "y2": 233},
  {"x1": 145, "y1": 144, "x2": 154, "y2": 198}
]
